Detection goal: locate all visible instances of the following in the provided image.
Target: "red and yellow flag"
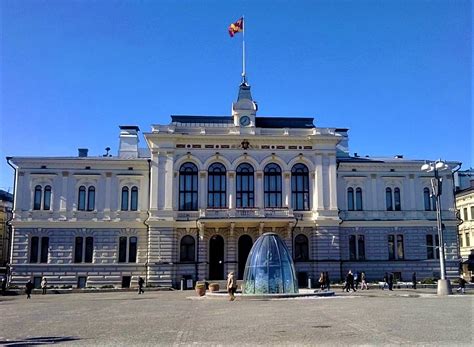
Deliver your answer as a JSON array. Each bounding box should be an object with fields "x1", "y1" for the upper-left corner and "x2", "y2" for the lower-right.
[{"x1": 228, "y1": 17, "x2": 244, "y2": 37}]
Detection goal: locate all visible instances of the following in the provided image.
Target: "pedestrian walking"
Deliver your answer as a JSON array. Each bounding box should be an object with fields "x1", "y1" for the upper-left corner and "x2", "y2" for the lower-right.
[
  {"x1": 324, "y1": 271, "x2": 330, "y2": 291},
  {"x1": 1, "y1": 276, "x2": 6, "y2": 296},
  {"x1": 318, "y1": 272, "x2": 325, "y2": 291},
  {"x1": 382, "y1": 272, "x2": 389, "y2": 290},
  {"x1": 360, "y1": 271, "x2": 368, "y2": 290},
  {"x1": 354, "y1": 272, "x2": 360, "y2": 290},
  {"x1": 456, "y1": 276, "x2": 468, "y2": 294},
  {"x1": 345, "y1": 270, "x2": 356, "y2": 292},
  {"x1": 41, "y1": 277, "x2": 48, "y2": 295},
  {"x1": 226, "y1": 271, "x2": 237, "y2": 301},
  {"x1": 412, "y1": 272, "x2": 417, "y2": 290},
  {"x1": 25, "y1": 280, "x2": 34, "y2": 299},
  {"x1": 138, "y1": 276, "x2": 145, "y2": 294},
  {"x1": 388, "y1": 273, "x2": 394, "y2": 291}
]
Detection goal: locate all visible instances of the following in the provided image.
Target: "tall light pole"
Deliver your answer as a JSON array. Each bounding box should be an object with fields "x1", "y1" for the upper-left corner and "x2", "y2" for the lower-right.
[{"x1": 421, "y1": 160, "x2": 452, "y2": 295}]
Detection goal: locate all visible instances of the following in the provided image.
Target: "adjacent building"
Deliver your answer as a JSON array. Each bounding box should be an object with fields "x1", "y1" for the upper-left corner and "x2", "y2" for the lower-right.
[
  {"x1": 6, "y1": 81, "x2": 461, "y2": 289},
  {"x1": 0, "y1": 189, "x2": 13, "y2": 267},
  {"x1": 455, "y1": 169, "x2": 474, "y2": 280}
]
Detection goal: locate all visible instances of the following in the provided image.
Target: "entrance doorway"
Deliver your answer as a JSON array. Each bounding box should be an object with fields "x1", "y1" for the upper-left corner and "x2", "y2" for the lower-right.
[
  {"x1": 209, "y1": 235, "x2": 224, "y2": 280},
  {"x1": 238, "y1": 234, "x2": 253, "y2": 280}
]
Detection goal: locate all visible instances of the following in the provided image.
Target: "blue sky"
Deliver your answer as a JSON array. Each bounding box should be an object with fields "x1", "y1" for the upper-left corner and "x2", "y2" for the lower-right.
[{"x1": 0, "y1": 0, "x2": 472, "y2": 192}]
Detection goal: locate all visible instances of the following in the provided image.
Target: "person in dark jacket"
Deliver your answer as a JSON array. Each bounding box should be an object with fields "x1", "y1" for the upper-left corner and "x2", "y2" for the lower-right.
[
  {"x1": 456, "y1": 276, "x2": 468, "y2": 294},
  {"x1": 138, "y1": 277, "x2": 145, "y2": 294},
  {"x1": 412, "y1": 272, "x2": 417, "y2": 290},
  {"x1": 345, "y1": 270, "x2": 356, "y2": 292},
  {"x1": 324, "y1": 272, "x2": 330, "y2": 291},
  {"x1": 25, "y1": 280, "x2": 34, "y2": 299},
  {"x1": 388, "y1": 273, "x2": 394, "y2": 291}
]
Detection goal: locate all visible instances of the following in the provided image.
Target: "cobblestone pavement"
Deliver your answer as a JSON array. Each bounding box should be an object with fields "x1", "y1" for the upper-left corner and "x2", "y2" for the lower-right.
[{"x1": 0, "y1": 288, "x2": 472, "y2": 346}]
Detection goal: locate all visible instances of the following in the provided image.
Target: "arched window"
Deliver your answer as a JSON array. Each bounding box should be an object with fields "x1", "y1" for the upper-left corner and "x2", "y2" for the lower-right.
[
  {"x1": 121, "y1": 187, "x2": 129, "y2": 211},
  {"x1": 87, "y1": 186, "x2": 95, "y2": 211},
  {"x1": 423, "y1": 187, "x2": 431, "y2": 211},
  {"x1": 43, "y1": 185, "x2": 51, "y2": 210},
  {"x1": 355, "y1": 188, "x2": 363, "y2": 211},
  {"x1": 264, "y1": 163, "x2": 282, "y2": 208},
  {"x1": 385, "y1": 188, "x2": 393, "y2": 211},
  {"x1": 236, "y1": 163, "x2": 254, "y2": 208},
  {"x1": 394, "y1": 187, "x2": 401, "y2": 211},
  {"x1": 180, "y1": 235, "x2": 195, "y2": 262},
  {"x1": 294, "y1": 234, "x2": 309, "y2": 261},
  {"x1": 291, "y1": 164, "x2": 309, "y2": 211},
  {"x1": 179, "y1": 163, "x2": 198, "y2": 211},
  {"x1": 78, "y1": 186, "x2": 86, "y2": 211},
  {"x1": 130, "y1": 186, "x2": 138, "y2": 211},
  {"x1": 347, "y1": 187, "x2": 354, "y2": 211},
  {"x1": 33, "y1": 185, "x2": 42, "y2": 210},
  {"x1": 208, "y1": 163, "x2": 226, "y2": 208}
]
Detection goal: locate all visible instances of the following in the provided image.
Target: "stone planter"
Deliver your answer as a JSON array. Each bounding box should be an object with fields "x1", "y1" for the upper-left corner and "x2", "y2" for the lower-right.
[
  {"x1": 209, "y1": 283, "x2": 220, "y2": 292},
  {"x1": 195, "y1": 283, "x2": 206, "y2": 296}
]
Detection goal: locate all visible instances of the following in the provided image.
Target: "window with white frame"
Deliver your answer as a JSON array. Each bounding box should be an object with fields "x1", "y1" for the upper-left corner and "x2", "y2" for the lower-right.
[
  {"x1": 74, "y1": 236, "x2": 94, "y2": 263},
  {"x1": 78, "y1": 185, "x2": 95, "y2": 211},
  {"x1": 423, "y1": 187, "x2": 436, "y2": 211},
  {"x1": 118, "y1": 236, "x2": 138, "y2": 263},
  {"x1": 426, "y1": 234, "x2": 439, "y2": 259},
  {"x1": 29, "y1": 236, "x2": 49, "y2": 263},
  {"x1": 264, "y1": 163, "x2": 282, "y2": 208},
  {"x1": 349, "y1": 234, "x2": 365, "y2": 260},
  {"x1": 386, "y1": 187, "x2": 401, "y2": 211},
  {"x1": 388, "y1": 234, "x2": 404, "y2": 260},
  {"x1": 33, "y1": 185, "x2": 52, "y2": 210},
  {"x1": 121, "y1": 186, "x2": 139, "y2": 211}
]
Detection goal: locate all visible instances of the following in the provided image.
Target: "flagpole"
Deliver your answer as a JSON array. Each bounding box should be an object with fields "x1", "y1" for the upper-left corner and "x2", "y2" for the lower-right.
[{"x1": 242, "y1": 15, "x2": 246, "y2": 83}]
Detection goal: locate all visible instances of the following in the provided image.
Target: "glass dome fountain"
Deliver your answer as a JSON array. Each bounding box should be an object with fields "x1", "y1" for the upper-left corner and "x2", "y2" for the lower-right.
[{"x1": 242, "y1": 233, "x2": 299, "y2": 294}]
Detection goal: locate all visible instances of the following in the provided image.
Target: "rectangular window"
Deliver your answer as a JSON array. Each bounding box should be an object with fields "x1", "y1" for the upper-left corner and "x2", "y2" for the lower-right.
[
  {"x1": 85, "y1": 237, "x2": 93, "y2": 263},
  {"x1": 464, "y1": 208, "x2": 468, "y2": 221},
  {"x1": 459, "y1": 233, "x2": 463, "y2": 248},
  {"x1": 471, "y1": 206, "x2": 474, "y2": 220},
  {"x1": 118, "y1": 236, "x2": 127, "y2": 263},
  {"x1": 397, "y1": 235, "x2": 404, "y2": 259},
  {"x1": 29, "y1": 236, "x2": 39, "y2": 263},
  {"x1": 40, "y1": 237, "x2": 49, "y2": 263},
  {"x1": 388, "y1": 235, "x2": 395, "y2": 260},
  {"x1": 426, "y1": 235, "x2": 434, "y2": 259},
  {"x1": 74, "y1": 237, "x2": 83, "y2": 263},
  {"x1": 466, "y1": 233, "x2": 471, "y2": 247},
  {"x1": 349, "y1": 235, "x2": 356, "y2": 260},
  {"x1": 128, "y1": 237, "x2": 137, "y2": 263},
  {"x1": 358, "y1": 235, "x2": 365, "y2": 260}
]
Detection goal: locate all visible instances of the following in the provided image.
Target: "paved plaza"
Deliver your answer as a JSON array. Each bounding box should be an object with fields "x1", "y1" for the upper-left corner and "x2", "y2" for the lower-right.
[{"x1": 0, "y1": 288, "x2": 473, "y2": 346}]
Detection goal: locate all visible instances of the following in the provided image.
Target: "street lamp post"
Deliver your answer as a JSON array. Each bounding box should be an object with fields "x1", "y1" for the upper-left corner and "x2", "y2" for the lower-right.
[{"x1": 421, "y1": 160, "x2": 452, "y2": 296}]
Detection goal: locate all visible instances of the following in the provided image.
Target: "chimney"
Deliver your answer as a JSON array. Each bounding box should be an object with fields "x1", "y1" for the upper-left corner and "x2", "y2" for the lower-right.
[
  {"x1": 78, "y1": 148, "x2": 88, "y2": 157},
  {"x1": 118, "y1": 126, "x2": 140, "y2": 159}
]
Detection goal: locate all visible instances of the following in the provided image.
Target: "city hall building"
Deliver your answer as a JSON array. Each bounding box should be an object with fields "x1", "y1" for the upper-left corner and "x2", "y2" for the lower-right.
[{"x1": 7, "y1": 81, "x2": 461, "y2": 289}]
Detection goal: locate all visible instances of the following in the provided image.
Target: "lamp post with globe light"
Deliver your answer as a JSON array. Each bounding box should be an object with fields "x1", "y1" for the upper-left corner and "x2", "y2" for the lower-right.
[{"x1": 421, "y1": 160, "x2": 452, "y2": 295}]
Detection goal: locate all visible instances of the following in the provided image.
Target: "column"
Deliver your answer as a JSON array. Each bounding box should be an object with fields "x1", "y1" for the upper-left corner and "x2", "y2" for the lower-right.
[
  {"x1": 255, "y1": 171, "x2": 263, "y2": 209},
  {"x1": 157, "y1": 153, "x2": 167, "y2": 210},
  {"x1": 284, "y1": 172, "x2": 291, "y2": 208},
  {"x1": 164, "y1": 152, "x2": 174, "y2": 210},
  {"x1": 149, "y1": 150, "x2": 159, "y2": 211},
  {"x1": 315, "y1": 155, "x2": 324, "y2": 210},
  {"x1": 199, "y1": 171, "x2": 207, "y2": 210},
  {"x1": 59, "y1": 171, "x2": 68, "y2": 212},
  {"x1": 228, "y1": 171, "x2": 235, "y2": 209},
  {"x1": 328, "y1": 154, "x2": 338, "y2": 210}
]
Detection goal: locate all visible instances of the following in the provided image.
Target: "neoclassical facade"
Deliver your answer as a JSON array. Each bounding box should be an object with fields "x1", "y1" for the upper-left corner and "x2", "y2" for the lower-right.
[
  {"x1": 7, "y1": 82, "x2": 461, "y2": 288},
  {"x1": 456, "y1": 170, "x2": 474, "y2": 280}
]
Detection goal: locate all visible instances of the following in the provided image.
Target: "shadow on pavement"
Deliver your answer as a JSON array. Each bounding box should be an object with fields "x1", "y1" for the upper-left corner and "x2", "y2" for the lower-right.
[{"x1": 0, "y1": 336, "x2": 80, "y2": 346}]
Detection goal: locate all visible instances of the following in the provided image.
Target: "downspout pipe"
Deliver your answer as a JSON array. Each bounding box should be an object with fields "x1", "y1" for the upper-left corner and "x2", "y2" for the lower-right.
[
  {"x1": 143, "y1": 159, "x2": 152, "y2": 286},
  {"x1": 5, "y1": 157, "x2": 17, "y2": 283}
]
